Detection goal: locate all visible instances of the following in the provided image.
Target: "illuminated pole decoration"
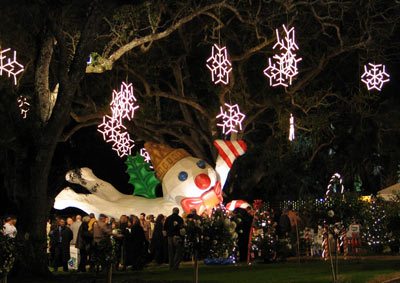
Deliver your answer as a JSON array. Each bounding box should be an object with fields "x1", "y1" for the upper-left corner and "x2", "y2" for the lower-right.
[
  {"x1": 361, "y1": 63, "x2": 390, "y2": 91},
  {"x1": 140, "y1": 148, "x2": 154, "y2": 169},
  {"x1": 326, "y1": 173, "x2": 344, "y2": 198},
  {"x1": 206, "y1": 44, "x2": 232, "y2": 85},
  {"x1": 97, "y1": 81, "x2": 139, "y2": 158},
  {"x1": 263, "y1": 25, "x2": 302, "y2": 87},
  {"x1": 216, "y1": 103, "x2": 246, "y2": 135},
  {"x1": 0, "y1": 48, "x2": 24, "y2": 85},
  {"x1": 289, "y1": 113, "x2": 295, "y2": 141},
  {"x1": 17, "y1": 95, "x2": 30, "y2": 119}
]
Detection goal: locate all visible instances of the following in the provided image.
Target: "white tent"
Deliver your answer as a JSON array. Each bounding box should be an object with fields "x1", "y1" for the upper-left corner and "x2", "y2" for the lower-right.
[{"x1": 377, "y1": 182, "x2": 400, "y2": 200}]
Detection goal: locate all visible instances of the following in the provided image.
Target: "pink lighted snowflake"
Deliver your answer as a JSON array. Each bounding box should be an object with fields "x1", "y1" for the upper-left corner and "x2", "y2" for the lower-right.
[
  {"x1": 361, "y1": 63, "x2": 390, "y2": 91},
  {"x1": 206, "y1": 44, "x2": 232, "y2": 85},
  {"x1": 110, "y1": 82, "x2": 139, "y2": 122},
  {"x1": 97, "y1": 115, "x2": 126, "y2": 143},
  {"x1": 0, "y1": 48, "x2": 24, "y2": 85},
  {"x1": 216, "y1": 103, "x2": 246, "y2": 135},
  {"x1": 264, "y1": 25, "x2": 302, "y2": 87},
  {"x1": 17, "y1": 95, "x2": 30, "y2": 119},
  {"x1": 98, "y1": 81, "x2": 139, "y2": 158},
  {"x1": 111, "y1": 131, "x2": 135, "y2": 157},
  {"x1": 140, "y1": 148, "x2": 154, "y2": 169}
]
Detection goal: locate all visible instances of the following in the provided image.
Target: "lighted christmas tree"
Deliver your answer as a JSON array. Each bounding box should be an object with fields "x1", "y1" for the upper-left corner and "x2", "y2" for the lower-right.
[
  {"x1": 361, "y1": 199, "x2": 391, "y2": 253},
  {"x1": 249, "y1": 203, "x2": 278, "y2": 263}
]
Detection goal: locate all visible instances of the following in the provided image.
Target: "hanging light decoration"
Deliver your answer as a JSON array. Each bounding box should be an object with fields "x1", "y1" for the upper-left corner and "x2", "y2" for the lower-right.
[
  {"x1": 206, "y1": 44, "x2": 232, "y2": 85},
  {"x1": 326, "y1": 173, "x2": 344, "y2": 198},
  {"x1": 0, "y1": 48, "x2": 24, "y2": 85},
  {"x1": 216, "y1": 103, "x2": 246, "y2": 135},
  {"x1": 361, "y1": 63, "x2": 390, "y2": 91},
  {"x1": 288, "y1": 113, "x2": 295, "y2": 141},
  {"x1": 263, "y1": 25, "x2": 302, "y2": 87},
  {"x1": 17, "y1": 95, "x2": 30, "y2": 119},
  {"x1": 140, "y1": 148, "x2": 154, "y2": 169},
  {"x1": 98, "y1": 81, "x2": 138, "y2": 158},
  {"x1": 110, "y1": 82, "x2": 139, "y2": 122}
]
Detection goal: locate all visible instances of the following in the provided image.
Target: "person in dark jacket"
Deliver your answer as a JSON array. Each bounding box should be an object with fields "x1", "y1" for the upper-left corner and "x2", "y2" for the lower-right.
[
  {"x1": 75, "y1": 216, "x2": 92, "y2": 272},
  {"x1": 130, "y1": 216, "x2": 146, "y2": 270},
  {"x1": 278, "y1": 209, "x2": 291, "y2": 238},
  {"x1": 150, "y1": 214, "x2": 168, "y2": 264},
  {"x1": 51, "y1": 218, "x2": 73, "y2": 272},
  {"x1": 163, "y1": 207, "x2": 184, "y2": 270}
]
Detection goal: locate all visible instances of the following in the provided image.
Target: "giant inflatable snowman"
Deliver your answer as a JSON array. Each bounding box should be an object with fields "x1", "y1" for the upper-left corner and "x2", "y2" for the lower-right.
[{"x1": 54, "y1": 140, "x2": 247, "y2": 218}]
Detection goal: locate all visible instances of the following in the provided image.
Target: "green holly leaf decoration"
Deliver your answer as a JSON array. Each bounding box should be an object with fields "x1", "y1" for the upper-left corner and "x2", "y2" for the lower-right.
[{"x1": 125, "y1": 153, "x2": 159, "y2": 199}]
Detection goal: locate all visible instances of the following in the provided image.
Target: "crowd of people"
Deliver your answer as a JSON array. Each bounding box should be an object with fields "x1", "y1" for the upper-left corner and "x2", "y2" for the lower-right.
[
  {"x1": 2, "y1": 205, "x2": 301, "y2": 273},
  {"x1": 45, "y1": 207, "x2": 196, "y2": 272}
]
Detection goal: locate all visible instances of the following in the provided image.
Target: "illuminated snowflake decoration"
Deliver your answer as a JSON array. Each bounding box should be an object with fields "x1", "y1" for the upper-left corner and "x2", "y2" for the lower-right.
[
  {"x1": 140, "y1": 148, "x2": 154, "y2": 169},
  {"x1": 0, "y1": 48, "x2": 24, "y2": 85},
  {"x1": 98, "y1": 115, "x2": 125, "y2": 142},
  {"x1": 111, "y1": 131, "x2": 135, "y2": 158},
  {"x1": 206, "y1": 44, "x2": 232, "y2": 85},
  {"x1": 110, "y1": 82, "x2": 139, "y2": 122},
  {"x1": 264, "y1": 25, "x2": 302, "y2": 87},
  {"x1": 216, "y1": 103, "x2": 246, "y2": 135},
  {"x1": 17, "y1": 95, "x2": 30, "y2": 119},
  {"x1": 98, "y1": 81, "x2": 139, "y2": 157},
  {"x1": 97, "y1": 115, "x2": 135, "y2": 157},
  {"x1": 361, "y1": 63, "x2": 390, "y2": 91},
  {"x1": 289, "y1": 113, "x2": 295, "y2": 141}
]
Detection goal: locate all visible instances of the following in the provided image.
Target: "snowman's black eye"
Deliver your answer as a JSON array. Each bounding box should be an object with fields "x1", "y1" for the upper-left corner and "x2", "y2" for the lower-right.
[
  {"x1": 178, "y1": 171, "x2": 188, "y2": 181},
  {"x1": 197, "y1": 160, "x2": 206, "y2": 169}
]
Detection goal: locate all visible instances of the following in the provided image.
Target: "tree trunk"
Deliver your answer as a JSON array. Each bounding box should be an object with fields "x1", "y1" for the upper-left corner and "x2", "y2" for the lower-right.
[
  {"x1": 106, "y1": 264, "x2": 113, "y2": 283},
  {"x1": 13, "y1": 147, "x2": 54, "y2": 277}
]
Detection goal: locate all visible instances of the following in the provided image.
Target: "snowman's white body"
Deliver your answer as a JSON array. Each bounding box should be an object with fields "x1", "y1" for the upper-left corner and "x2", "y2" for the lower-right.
[{"x1": 54, "y1": 140, "x2": 246, "y2": 218}]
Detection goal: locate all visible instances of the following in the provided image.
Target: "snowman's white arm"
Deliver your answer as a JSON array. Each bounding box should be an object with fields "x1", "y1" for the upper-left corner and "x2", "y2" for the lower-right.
[
  {"x1": 213, "y1": 140, "x2": 247, "y2": 189},
  {"x1": 54, "y1": 187, "x2": 182, "y2": 219},
  {"x1": 66, "y1": 168, "x2": 126, "y2": 202}
]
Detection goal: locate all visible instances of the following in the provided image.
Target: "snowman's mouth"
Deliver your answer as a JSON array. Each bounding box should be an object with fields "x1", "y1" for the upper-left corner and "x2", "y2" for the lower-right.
[{"x1": 181, "y1": 181, "x2": 222, "y2": 215}]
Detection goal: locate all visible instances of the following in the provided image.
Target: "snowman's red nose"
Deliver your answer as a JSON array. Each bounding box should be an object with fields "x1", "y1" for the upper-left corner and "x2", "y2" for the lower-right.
[{"x1": 195, "y1": 173, "x2": 211, "y2": 190}]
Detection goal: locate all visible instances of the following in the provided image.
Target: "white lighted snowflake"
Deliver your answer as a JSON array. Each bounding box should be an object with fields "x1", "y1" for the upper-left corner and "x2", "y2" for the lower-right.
[
  {"x1": 216, "y1": 103, "x2": 246, "y2": 135},
  {"x1": 111, "y1": 131, "x2": 135, "y2": 157},
  {"x1": 97, "y1": 115, "x2": 127, "y2": 143},
  {"x1": 140, "y1": 148, "x2": 154, "y2": 169},
  {"x1": 98, "y1": 81, "x2": 139, "y2": 158},
  {"x1": 0, "y1": 48, "x2": 24, "y2": 85},
  {"x1": 264, "y1": 25, "x2": 302, "y2": 87},
  {"x1": 361, "y1": 63, "x2": 390, "y2": 91},
  {"x1": 17, "y1": 95, "x2": 30, "y2": 119},
  {"x1": 289, "y1": 113, "x2": 295, "y2": 141},
  {"x1": 110, "y1": 82, "x2": 139, "y2": 122},
  {"x1": 206, "y1": 44, "x2": 232, "y2": 85}
]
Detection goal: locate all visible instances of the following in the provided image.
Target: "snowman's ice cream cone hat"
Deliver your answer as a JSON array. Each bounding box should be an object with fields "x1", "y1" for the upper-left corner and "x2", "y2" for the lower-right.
[{"x1": 144, "y1": 142, "x2": 191, "y2": 181}]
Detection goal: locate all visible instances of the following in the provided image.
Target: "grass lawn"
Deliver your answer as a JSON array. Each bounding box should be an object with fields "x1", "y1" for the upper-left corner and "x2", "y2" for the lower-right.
[{"x1": 8, "y1": 257, "x2": 400, "y2": 283}]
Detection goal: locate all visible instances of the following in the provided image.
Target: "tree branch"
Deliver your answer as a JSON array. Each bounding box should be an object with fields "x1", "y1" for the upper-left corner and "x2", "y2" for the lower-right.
[{"x1": 86, "y1": 2, "x2": 228, "y2": 73}]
